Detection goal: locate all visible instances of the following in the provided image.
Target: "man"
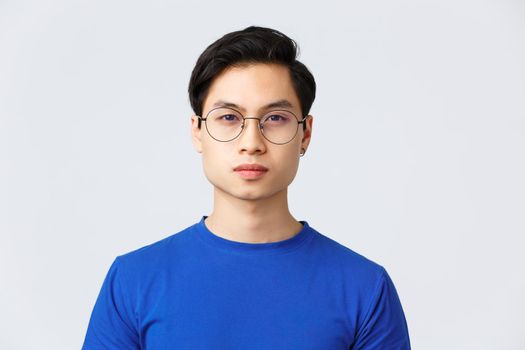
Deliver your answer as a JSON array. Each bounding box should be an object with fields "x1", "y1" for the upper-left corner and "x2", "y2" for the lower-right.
[{"x1": 82, "y1": 26, "x2": 411, "y2": 349}]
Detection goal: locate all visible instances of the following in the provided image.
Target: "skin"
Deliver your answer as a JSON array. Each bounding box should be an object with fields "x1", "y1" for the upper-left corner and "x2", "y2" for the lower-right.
[{"x1": 190, "y1": 63, "x2": 313, "y2": 243}]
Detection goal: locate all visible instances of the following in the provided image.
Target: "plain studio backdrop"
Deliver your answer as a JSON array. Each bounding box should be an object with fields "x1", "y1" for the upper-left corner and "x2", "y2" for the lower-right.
[{"x1": 1, "y1": 0, "x2": 524, "y2": 349}]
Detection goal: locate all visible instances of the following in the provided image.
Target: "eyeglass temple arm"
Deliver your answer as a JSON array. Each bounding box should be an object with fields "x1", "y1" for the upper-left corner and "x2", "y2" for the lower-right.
[
  {"x1": 299, "y1": 116, "x2": 309, "y2": 131},
  {"x1": 197, "y1": 116, "x2": 204, "y2": 129}
]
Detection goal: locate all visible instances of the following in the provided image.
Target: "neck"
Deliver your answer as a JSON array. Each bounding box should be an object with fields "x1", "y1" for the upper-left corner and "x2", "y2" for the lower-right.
[{"x1": 204, "y1": 187, "x2": 303, "y2": 243}]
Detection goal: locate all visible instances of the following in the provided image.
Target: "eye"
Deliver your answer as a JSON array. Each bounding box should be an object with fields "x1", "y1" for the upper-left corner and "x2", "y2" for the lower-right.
[
  {"x1": 269, "y1": 115, "x2": 284, "y2": 121},
  {"x1": 218, "y1": 114, "x2": 240, "y2": 122},
  {"x1": 264, "y1": 113, "x2": 292, "y2": 124}
]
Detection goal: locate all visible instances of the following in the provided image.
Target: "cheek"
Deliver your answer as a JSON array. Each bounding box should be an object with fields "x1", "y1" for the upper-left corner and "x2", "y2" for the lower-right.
[
  {"x1": 202, "y1": 151, "x2": 220, "y2": 178},
  {"x1": 201, "y1": 143, "x2": 231, "y2": 181},
  {"x1": 286, "y1": 157, "x2": 300, "y2": 180},
  {"x1": 274, "y1": 148, "x2": 301, "y2": 182}
]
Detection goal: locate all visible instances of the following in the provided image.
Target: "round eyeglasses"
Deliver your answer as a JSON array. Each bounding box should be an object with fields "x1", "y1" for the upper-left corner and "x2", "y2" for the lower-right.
[{"x1": 198, "y1": 107, "x2": 308, "y2": 145}]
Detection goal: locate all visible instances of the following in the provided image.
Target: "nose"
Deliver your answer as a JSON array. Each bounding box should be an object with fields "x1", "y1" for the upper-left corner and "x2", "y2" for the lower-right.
[{"x1": 237, "y1": 117, "x2": 267, "y2": 154}]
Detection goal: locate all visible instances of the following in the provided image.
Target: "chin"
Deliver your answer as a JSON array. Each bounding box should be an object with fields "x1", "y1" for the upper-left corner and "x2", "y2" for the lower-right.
[
  {"x1": 229, "y1": 188, "x2": 274, "y2": 201},
  {"x1": 214, "y1": 182, "x2": 285, "y2": 202},
  {"x1": 206, "y1": 170, "x2": 293, "y2": 200}
]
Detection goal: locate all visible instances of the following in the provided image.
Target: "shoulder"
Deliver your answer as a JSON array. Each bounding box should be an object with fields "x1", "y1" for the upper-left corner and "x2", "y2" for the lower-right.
[
  {"x1": 114, "y1": 221, "x2": 198, "y2": 273},
  {"x1": 307, "y1": 224, "x2": 386, "y2": 284},
  {"x1": 318, "y1": 226, "x2": 412, "y2": 347}
]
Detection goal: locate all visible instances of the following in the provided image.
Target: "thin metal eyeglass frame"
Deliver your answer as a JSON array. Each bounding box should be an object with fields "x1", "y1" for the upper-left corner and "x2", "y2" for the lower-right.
[{"x1": 197, "y1": 106, "x2": 309, "y2": 145}]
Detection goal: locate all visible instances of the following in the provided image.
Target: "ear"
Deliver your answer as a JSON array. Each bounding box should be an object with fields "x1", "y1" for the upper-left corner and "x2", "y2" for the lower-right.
[
  {"x1": 301, "y1": 115, "x2": 313, "y2": 152},
  {"x1": 190, "y1": 115, "x2": 203, "y2": 153}
]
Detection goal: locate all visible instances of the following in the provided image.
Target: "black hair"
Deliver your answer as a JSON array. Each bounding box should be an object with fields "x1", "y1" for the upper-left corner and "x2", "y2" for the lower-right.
[{"x1": 188, "y1": 26, "x2": 316, "y2": 128}]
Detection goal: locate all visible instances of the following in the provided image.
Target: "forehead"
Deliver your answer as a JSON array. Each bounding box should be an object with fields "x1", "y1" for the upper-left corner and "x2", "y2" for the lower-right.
[{"x1": 203, "y1": 63, "x2": 301, "y2": 114}]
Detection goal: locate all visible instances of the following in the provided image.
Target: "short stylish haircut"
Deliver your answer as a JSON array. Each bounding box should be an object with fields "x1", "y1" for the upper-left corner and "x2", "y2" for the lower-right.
[{"x1": 188, "y1": 26, "x2": 316, "y2": 127}]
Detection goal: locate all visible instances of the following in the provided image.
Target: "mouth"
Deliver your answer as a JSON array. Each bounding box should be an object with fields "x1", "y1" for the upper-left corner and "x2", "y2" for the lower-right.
[{"x1": 234, "y1": 164, "x2": 268, "y2": 179}]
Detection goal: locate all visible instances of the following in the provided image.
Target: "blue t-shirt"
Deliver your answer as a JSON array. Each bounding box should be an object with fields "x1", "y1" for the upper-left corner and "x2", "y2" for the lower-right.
[{"x1": 82, "y1": 216, "x2": 411, "y2": 349}]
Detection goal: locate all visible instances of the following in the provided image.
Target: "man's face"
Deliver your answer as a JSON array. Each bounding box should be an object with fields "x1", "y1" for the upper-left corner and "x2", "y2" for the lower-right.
[{"x1": 191, "y1": 63, "x2": 313, "y2": 202}]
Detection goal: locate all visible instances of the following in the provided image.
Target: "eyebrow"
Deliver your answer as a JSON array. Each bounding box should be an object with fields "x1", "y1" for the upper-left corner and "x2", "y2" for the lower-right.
[{"x1": 211, "y1": 99, "x2": 295, "y2": 112}]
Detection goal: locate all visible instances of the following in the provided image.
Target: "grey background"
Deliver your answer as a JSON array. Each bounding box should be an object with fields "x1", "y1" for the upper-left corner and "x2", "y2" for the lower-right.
[{"x1": 2, "y1": 0, "x2": 524, "y2": 349}]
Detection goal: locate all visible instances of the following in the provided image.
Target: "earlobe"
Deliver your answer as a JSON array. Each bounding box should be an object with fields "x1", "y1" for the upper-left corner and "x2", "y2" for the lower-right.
[{"x1": 190, "y1": 115, "x2": 203, "y2": 153}]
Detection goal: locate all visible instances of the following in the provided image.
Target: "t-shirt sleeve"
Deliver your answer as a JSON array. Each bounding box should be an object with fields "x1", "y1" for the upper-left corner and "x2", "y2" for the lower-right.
[
  {"x1": 351, "y1": 267, "x2": 411, "y2": 350},
  {"x1": 82, "y1": 257, "x2": 140, "y2": 350}
]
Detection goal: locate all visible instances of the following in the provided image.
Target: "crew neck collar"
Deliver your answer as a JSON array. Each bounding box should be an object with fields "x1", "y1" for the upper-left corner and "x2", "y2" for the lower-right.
[{"x1": 194, "y1": 216, "x2": 314, "y2": 255}]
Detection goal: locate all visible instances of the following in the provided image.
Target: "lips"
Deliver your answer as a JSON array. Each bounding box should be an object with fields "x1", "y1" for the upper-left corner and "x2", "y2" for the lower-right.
[
  {"x1": 234, "y1": 164, "x2": 268, "y2": 172},
  {"x1": 233, "y1": 163, "x2": 268, "y2": 179}
]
